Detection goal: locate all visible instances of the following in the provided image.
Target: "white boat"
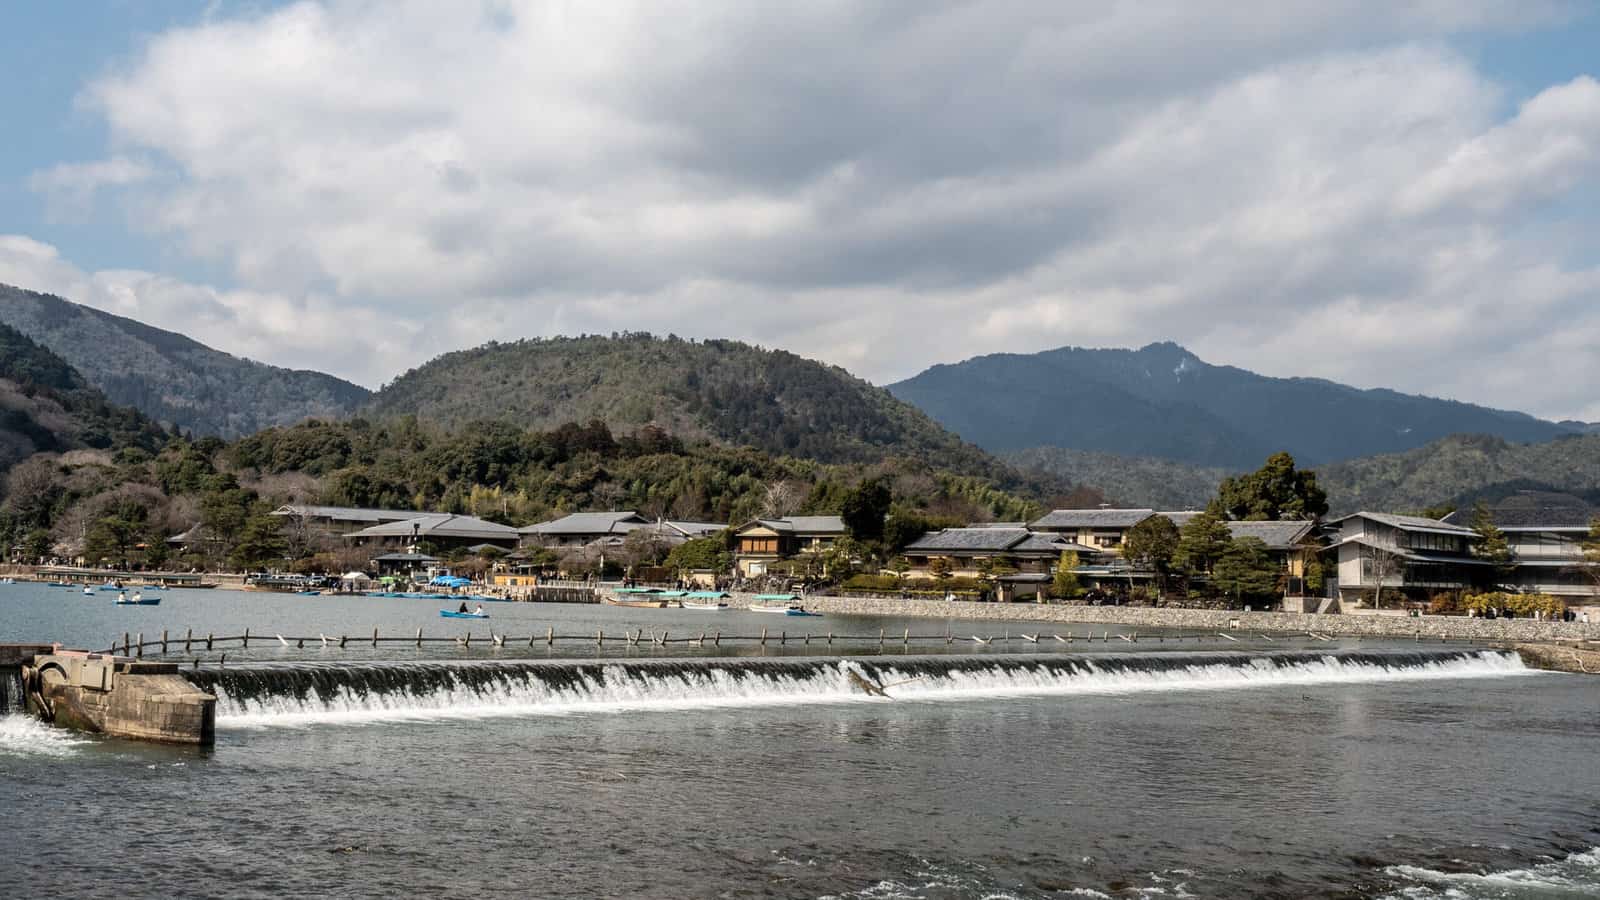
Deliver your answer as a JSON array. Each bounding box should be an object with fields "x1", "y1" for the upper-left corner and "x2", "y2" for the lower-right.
[{"x1": 748, "y1": 597, "x2": 822, "y2": 617}]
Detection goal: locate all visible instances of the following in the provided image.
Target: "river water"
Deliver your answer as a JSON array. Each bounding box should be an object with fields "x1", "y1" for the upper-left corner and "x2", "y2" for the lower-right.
[{"x1": 2, "y1": 583, "x2": 1597, "y2": 898}]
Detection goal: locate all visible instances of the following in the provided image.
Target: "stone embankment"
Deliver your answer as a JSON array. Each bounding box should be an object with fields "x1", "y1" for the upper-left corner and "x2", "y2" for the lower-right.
[{"x1": 781, "y1": 594, "x2": 1600, "y2": 644}]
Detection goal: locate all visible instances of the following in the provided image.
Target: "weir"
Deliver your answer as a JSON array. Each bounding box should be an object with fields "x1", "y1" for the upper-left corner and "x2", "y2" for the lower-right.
[
  {"x1": 5, "y1": 645, "x2": 216, "y2": 746},
  {"x1": 184, "y1": 648, "x2": 1530, "y2": 726}
]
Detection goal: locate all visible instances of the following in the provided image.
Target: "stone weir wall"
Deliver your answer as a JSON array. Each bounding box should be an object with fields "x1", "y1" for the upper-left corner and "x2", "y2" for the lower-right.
[{"x1": 777, "y1": 595, "x2": 1600, "y2": 644}]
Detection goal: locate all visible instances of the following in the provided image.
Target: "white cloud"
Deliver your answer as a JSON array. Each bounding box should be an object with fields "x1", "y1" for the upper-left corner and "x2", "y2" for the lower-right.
[
  {"x1": 12, "y1": 0, "x2": 1599, "y2": 421},
  {"x1": 26, "y1": 157, "x2": 154, "y2": 220}
]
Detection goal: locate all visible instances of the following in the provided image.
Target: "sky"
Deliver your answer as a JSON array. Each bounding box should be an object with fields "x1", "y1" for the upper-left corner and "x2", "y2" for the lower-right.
[{"x1": 1, "y1": 1, "x2": 1598, "y2": 421}]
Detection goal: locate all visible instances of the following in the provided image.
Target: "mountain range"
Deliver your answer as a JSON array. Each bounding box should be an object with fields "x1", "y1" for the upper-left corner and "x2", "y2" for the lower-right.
[
  {"x1": 0, "y1": 284, "x2": 370, "y2": 439},
  {"x1": 888, "y1": 342, "x2": 1578, "y2": 468},
  {"x1": 4, "y1": 283, "x2": 1599, "y2": 515}
]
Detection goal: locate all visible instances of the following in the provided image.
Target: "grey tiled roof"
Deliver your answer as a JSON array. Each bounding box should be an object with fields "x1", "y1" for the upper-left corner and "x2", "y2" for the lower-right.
[
  {"x1": 519, "y1": 511, "x2": 649, "y2": 535},
  {"x1": 905, "y1": 529, "x2": 1069, "y2": 555},
  {"x1": 1332, "y1": 512, "x2": 1475, "y2": 535},
  {"x1": 346, "y1": 514, "x2": 521, "y2": 540},
  {"x1": 274, "y1": 504, "x2": 426, "y2": 522},
  {"x1": 1225, "y1": 520, "x2": 1316, "y2": 550},
  {"x1": 1440, "y1": 492, "x2": 1594, "y2": 531},
  {"x1": 1031, "y1": 509, "x2": 1155, "y2": 529}
]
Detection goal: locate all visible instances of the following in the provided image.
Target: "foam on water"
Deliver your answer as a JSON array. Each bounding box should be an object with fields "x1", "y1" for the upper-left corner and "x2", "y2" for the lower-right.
[
  {"x1": 1383, "y1": 847, "x2": 1600, "y2": 898},
  {"x1": 190, "y1": 649, "x2": 1536, "y2": 730},
  {"x1": 0, "y1": 713, "x2": 90, "y2": 757}
]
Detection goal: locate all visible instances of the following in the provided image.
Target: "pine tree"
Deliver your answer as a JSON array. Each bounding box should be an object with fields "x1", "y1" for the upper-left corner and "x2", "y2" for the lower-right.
[
  {"x1": 1175, "y1": 501, "x2": 1232, "y2": 578},
  {"x1": 1469, "y1": 501, "x2": 1512, "y2": 586},
  {"x1": 1212, "y1": 537, "x2": 1280, "y2": 607}
]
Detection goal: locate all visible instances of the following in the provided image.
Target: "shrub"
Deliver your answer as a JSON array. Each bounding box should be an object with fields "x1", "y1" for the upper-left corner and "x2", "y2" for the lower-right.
[{"x1": 1461, "y1": 591, "x2": 1565, "y2": 618}]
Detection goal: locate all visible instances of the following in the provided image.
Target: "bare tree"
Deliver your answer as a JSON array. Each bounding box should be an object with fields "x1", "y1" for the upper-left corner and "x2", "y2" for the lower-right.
[
  {"x1": 1367, "y1": 543, "x2": 1403, "y2": 610},
  {"x1": 760, "y1": 480, "x2": 802, "y2": 519}
]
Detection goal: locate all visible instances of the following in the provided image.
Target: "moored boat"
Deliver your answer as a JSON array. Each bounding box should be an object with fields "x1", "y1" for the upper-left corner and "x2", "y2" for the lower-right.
[
  {"x1": 748, "y1": 594, "x2": 822, "y2": 616},
  {"x1": 680, "y1": 590, "x2": 731, "y2": 610}
]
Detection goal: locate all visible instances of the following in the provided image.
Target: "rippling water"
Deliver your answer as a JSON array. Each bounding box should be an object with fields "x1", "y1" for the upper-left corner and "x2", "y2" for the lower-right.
[{"x1": 2, "y1": 583, "x2": 1596, "y2": 898}]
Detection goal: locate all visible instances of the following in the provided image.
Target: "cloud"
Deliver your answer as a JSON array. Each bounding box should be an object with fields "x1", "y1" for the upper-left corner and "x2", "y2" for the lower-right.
[
  {"x1": 15, "y1": 0, "x2": 1599, "y2": 421},
  {"x1": 26, "y1": 157, "x2": 154, "y2": 219}
]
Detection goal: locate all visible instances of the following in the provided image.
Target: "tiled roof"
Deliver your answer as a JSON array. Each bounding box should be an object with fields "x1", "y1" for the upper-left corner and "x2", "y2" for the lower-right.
[
  {"x1": 273, "y1": 504, "x2": 426, "y2": 522},
  {"x1": 1440, "y1": 493, "x2": 1594, "y2": 531},
  {"x1": 346, "y1": 514, "x2": 521, "y2": 540},
  {"x1": 1030, "y1": 508, "x2": 1155, "y2": 529},
  {"x1": 1331, "y1": 512, "x2": 1475, "y2": 536},
  {"x1": 665, "y1": 521, "x2": 727, "y2": 536},
  {"x1": 519, "y1": 511, "x2": 649, "y2": 535},
  {"x1": 1225, "y1": 520, "x2": 1317, "y2": 550},
  {"x1": 784, "y1": 516, "x2": 847, "y2": 534},
  {"x1": 905, "y1": 529, "x2": 1069, "y2": 555}
]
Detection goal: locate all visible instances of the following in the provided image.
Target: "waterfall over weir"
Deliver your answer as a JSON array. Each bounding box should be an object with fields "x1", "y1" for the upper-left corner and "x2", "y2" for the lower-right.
[{"x1": 183, "y1": 649, "x2": 1532, "y2": 728}]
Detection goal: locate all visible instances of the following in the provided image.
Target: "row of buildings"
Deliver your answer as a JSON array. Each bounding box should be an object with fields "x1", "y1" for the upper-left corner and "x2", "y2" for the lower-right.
[{"x1": 265, "y1": 490, "x2": 1599, "y2": 608}]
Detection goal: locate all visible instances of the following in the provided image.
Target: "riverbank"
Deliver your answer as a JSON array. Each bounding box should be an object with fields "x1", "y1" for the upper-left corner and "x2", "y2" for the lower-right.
[{"x1": 782, "y1": 594, "x2": 1600, "y2": 644}]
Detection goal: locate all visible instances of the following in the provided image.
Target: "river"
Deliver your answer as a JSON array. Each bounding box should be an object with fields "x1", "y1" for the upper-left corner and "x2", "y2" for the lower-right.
[{"x1": 2, "y1": 582, "x2": 1596, "y2": 898}]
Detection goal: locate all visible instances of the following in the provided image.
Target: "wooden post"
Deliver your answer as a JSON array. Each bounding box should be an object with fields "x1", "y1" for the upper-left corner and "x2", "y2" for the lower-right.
[
  {"x1": 828, "y1": 631, "x2": 834, "y2": 645},
  {"x1": 297, "y1": 638, "x2": 305, "y2": 649},
  {"x1": 465, "y1": 632, "x2": 472, "y2": 648},
  {"x1": 760, "y1": 627, "x2": 767, "y2": 646},
  {"x1": 124, "y1": 632, "x2": 131, "y2": 655},
  {"x1": 879, "y1": 628, "x2": 885, "y2": 647},
  {"x1": 243, "y1": 628, "x2": 250, "y2": 649},
  {"x1": 597, "y1": 628, "x2": 603, "y2": 647},
  {"x1": 136, "y1": 632, "x2": 143, "y2": 658},
  {"x1": 804, "y1": 632, "x2": 810, "y2": 645},
  {"x1": 714, "y1": 630, "x2": 721, "y2": 646},
  {"x1": 780, "y1": 630, "x2": 786, "y2": 645},
  {"x1": 185, "y1": 628, "x2": 192, "y2": 652},
  {"x1": 339, "y1": 634, "x2": 348, "y2": 648},
  {"x1": 904, "y1": 628, "x2": 909, "y2": 647},
  {"x1": 206, "y1": 632, "x2": 214, "y2": 651},
  {"x1": 161, "y1": 629, "x2": 168, "y2": 654},
  {"x1": 416, "y1": 628, "x2": 423, "y2": 648},
  {"x1": 372, "y1": 627, "x2": 379, "y2": 648},
  {"x1": 547, "y1": 626, "x2": 554, "y2": 646}
]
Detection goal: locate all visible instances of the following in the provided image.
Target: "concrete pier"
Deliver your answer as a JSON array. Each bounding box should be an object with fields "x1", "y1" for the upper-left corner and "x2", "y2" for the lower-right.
[{"x1": 21, "y1": 650, "x2": 216, "y2": 746}]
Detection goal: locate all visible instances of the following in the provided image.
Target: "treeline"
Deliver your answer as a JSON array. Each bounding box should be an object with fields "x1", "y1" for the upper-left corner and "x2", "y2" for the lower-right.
[{"x1": 0, "y1": 415, "x2": 1043, "y2": 573}]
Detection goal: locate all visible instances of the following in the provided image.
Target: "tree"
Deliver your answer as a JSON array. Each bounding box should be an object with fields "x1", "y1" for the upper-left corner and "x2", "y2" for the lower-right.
[
  {"x1": 929, "y1": 556, "x2": 954, "y2": 582},
  {"x1": 1581, "y1": 518, "x2": 1600, "y2": 596},
  {"x1": 1218, "y1": 452, "x2": 1328, "y2": 521},
  {"x1": 1367, "y1": 542, "x2": 1403, "y2": 610},
  {"x1": 1122, "y1": 515, "x2": 1180, "y2": 592},
  {"x1": 1212, "y1": 537, "x2": 1280, "y2": 607},
  {"x1": 1175, "y1": 501, "x2": 1233, "y2": 578},
  {"x1": 662, "y1": 534, "x2": 720, "y2": 570},
  {"x1": 1469, "y1": 501, "x2": 1512, "y2": 586},
  {"x1": 1052, "y1": 551, "x2": 1081, "y2": 599},
  {"x1": 841, "y1": 477, "x2": 892, "y2": 543},
  {"x1": 230, "y1": 507, "x2": 287, "y2": 570}
]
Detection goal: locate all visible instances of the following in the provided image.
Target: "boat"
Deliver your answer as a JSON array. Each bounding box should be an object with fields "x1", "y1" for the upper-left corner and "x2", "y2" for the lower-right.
[
  {"x1": 680, "y1": 591, "x2": 731, "y2": 610},
  {"x1": 0, "y1": 578, "x2": 14, "y2": 585},
  {"x1": 749, "y1": 594, "x2": 822, "y2": 616},
  {"x1": 440, "y1": 609, "x2": 489, "y2": 619},
  {"x1": 603, "y1": 587, "x2": 680, "y2": 608},
  {"x1": 97, "y1": 583, "x2": 125, "y2": 592},
  {"x1": 115, "y1": 595, "x2": 161, "y2": 606},
  {"x1": 82, "y1": 587, "x2": 94, "y2": 596}
]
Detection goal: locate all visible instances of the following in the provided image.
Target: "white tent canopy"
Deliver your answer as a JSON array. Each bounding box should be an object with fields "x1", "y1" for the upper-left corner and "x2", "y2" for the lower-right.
[{"x1": 341, "y1": 571, "x2": 373, "y2": 581}]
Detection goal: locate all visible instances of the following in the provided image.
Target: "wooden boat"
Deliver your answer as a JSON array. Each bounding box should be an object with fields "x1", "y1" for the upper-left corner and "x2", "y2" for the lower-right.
[
  {"x1": 115, "y1": 595, "x2": 161, "y2": 606},
  {"x1": 604, "y1": 588, "x2": 683, "y2": 608},
  {"x1": 680, "y1": 591, "x2": 730, "y2": 610},
  {"x1": 749, "y1": 595, "x2": 822, "y2": 617},
  {"x1": 440, "y1": 609, "x2": 489, "y2": 619}
]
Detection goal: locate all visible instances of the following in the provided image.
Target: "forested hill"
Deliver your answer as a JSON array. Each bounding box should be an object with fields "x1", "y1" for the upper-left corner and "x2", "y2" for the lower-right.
[
  {"x1": 0, "y1": 284, "x2": 370, "y2": 438},
  {"x1": 0, "y1": 322, "x2": 167, "y2": 469},
  {"x1": 1317, "y1": 433, "x2": 1600, "y2": 513},
  {"x1": 1010, "y1": 433, "x2": 1600, "y2": 515},
  {"x1": 367, "y1": 334, "x2": 1011, "y2": 477},
  {"x1": 890, "y1": 341, "x2": 1573, "y2": 468}
]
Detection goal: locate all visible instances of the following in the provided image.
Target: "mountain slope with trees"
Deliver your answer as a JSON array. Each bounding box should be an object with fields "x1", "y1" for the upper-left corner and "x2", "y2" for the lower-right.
[
  {"x1": 891, "y1": 341, "x2": 1573, "y2": 467},
  {"x1": 0, "y1": 321, "x2": 168, "y2": 470},
  {"x1": 0, "y1": 283, "x2": 371, "y2": 438},
  {"x1": 1013, "y1": 433, "x2": 1600, "y2": 515},
  {"x1": 367, "y1": 333, "x2": 1014, "y2": 479}
]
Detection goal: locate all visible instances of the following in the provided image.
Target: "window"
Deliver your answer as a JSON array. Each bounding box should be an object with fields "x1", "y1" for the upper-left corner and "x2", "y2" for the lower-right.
[{"x1": 740, "y1": 537, "x2": 778, "y2": 554}]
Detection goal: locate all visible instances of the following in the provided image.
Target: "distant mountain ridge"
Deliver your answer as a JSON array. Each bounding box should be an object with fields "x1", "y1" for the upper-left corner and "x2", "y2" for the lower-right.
[
  {"x1": 365, "y1": 333, "x2": 1015, "y2": 480},
  {"x1": 0, "y1": 321, "x2": 166, "y2": 469},
  {"x1": 1010, "y1": 433, "x2": 1600, "y2": 515},
  {"x1": 889, "y1": 342, "x2": 1574, "y2": 468},
  {"x1": 0, "y1": 284, "x2": 371, "y2": 438}
]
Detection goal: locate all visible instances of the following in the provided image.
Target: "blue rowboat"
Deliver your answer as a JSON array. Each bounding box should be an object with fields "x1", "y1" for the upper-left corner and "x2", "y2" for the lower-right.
[
  {"x1": 440, "y1": 609, "x2": 489, "y2": 619},
  {"x1": 115, "y1": 597, "x2": 161, "y2": 606}
]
